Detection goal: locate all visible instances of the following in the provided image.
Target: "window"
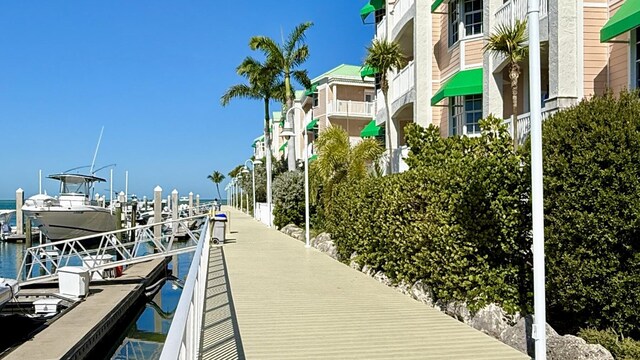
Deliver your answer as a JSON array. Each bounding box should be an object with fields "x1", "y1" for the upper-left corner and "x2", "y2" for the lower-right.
[
  {"x1": 464, "y1": 95, "x2": 482, "y2": 135},
  {"x1": 364, "y1": 91, "x2": 375, "y2": 102},
  {"x1": 313, "y1": 93, "x2": 319, "y2": 107},
  {"x1": 450, "y1": 95, "x2": 482, "y2": 136},
  {"x1": 375, "y1": 9, "x2": 385, "y2": 24},
  {"x1": 448, "y1": 0, "x2": 483, "y2": 47}
]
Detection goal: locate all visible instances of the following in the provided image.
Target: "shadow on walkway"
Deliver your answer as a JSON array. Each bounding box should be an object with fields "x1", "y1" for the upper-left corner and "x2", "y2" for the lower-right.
[{"x1": 199, "y1": 247, "x2": 245, "y2": 360}]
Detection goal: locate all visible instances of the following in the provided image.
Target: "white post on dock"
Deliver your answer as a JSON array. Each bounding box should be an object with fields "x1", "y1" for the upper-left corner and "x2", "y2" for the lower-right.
[
  {"x1": 171, "y1": 190, "x2": 179, "y2": 234},
  {"x1": 125, "y1": 170, "x2": 129, "y2": 204},
  {"x1": 154, "y1": 186, "x2": 162, "y2": 240},
  {"x1": 188, "y1": 192, "x2": 193, "y2": 217},
  {"x1": 167, "y1": 195, "x2": 171, "y2": 211},
  {"x1": 196, "y1": 194, "x2": 200, "y2": 209},
  {"x1": 15, "y1": 188, "x2": 24, "y2": 235}
]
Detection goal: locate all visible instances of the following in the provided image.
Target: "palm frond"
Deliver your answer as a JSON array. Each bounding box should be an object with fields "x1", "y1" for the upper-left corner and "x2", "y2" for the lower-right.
[
  {"x1": 284, "y1": 21, "x2": 313, "y2": 56},
  {"x1": 291, "y1": 69, "x2": 311, "y2": 90},
  {"x1": 483, "y1": 19, "x2": 528, "y2": 63},
  {"x1": 291, "y1": 45, "x2": 310, "y2": 69},
  {"x1": 221, "y1": 84, "x2": 260, "y2": 106},
  {"x1": 249, "y1": 36, "x2": 285, "y2": 65},
  {"x1": 364, "y1": 39, "x2": 407, "y2": 75}
]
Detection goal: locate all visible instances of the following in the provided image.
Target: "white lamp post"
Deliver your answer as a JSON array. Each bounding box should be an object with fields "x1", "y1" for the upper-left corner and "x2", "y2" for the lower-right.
[
  {"x1": 281, "y1": 105, "x2": 310, "y2": 248},
  {"x1": 243, "y1": 159, "x2": 263, "y2": 219}
]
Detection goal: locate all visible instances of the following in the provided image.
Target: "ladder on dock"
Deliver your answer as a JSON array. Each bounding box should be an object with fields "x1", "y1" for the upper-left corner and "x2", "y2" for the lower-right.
[{"x1": 18, "y1": 213, "x2": 213, "y2": 286}]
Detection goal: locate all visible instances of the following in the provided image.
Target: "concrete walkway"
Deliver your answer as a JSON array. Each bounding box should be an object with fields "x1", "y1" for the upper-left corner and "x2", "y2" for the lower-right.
[{"x1": 200, "y1": 208, "x2": 529, "y2": 359}]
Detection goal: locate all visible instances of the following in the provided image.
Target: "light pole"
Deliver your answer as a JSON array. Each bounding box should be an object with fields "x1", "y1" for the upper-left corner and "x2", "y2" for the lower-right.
[
  {"x1": 243, "y1": 159, "x2": 262, "y2": 219},
  {"x1": 281, "y1": 105, "x2": 310, "y2": 248}
]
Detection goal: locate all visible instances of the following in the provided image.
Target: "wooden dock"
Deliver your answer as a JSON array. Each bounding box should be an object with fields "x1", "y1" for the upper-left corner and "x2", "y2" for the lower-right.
[
  {"x1": 200, "y1": 208, "x2": 529, "y2": 359},
  {"x1": 4, "y1": 258, "x2": 168, "y2": 360}
]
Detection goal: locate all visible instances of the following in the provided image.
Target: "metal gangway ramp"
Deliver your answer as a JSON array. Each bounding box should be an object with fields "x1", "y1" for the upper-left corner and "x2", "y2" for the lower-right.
[
  {"x1": 18, "y1": 212, "x2": 212, "y2": 285},
  {"x1": 162, "y1": 207, "x2": 529, "y2": 360}
]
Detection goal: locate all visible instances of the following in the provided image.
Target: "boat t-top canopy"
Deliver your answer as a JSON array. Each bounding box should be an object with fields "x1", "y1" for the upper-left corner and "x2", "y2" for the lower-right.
[{"x1": 48, "y1": 174, "x2": 107, "y2": 184}]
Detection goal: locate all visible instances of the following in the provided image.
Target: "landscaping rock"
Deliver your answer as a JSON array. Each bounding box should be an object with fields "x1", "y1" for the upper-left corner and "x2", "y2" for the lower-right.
[
  {"x1": 373, "y1": 271, "x2": 392, "y2": 286},
  {"x1": 410, "y1": 280, "x2": 435, "y2": 307},
  {"x1": 349, "y1": 252, "x2": 361, "y2": 270},
  {"x1": 440, "y1": 301, "x2": 472, "y2": 324},
  {"x1": 469, "y1": 304, "x2": 518, "y2": 339},
  {"x1": 395, "y1": 280, "x2": 411, "y2": 296},
  {"x1": 500, "y1": 316, "x2": 612, "y2": 359},
  {"x1": 312, "y1": 232, "x2": 338, "y2": 260}
]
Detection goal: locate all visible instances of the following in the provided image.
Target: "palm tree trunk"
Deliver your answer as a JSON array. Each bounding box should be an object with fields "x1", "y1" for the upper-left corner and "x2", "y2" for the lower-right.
[
  {"x1": 510, "y1": 63, "x2": 520, "y2": 151},
  {"x1": 382, "y1": 79, "x2": 393, "y2": 175},
  {"x1": 264, "y1": 98, "x2": 273, "y2": 226},
  {"x1": 216, "y1": 184, "x2": 221, "y2": 200}
]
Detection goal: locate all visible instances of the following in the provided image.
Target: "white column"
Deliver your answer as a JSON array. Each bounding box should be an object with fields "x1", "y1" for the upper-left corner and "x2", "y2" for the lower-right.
[
  {"x1": 171, "y1": 189, "x2": 179, "y2": 221},
  {"x1": 188, "y1": 192, "x2": 193, "y2": 217},
  {"x1": 547, "y1": 0, "x2": 578, "y2": 109},
  {"x1": 415, "y1": 0, "x2": 433, "y2": 127},
  {"x1": 15, "y1": 188, "x2": 24, "y2": 235},
  {"x1": 153, "y1": 186, "x2": 162, "y2": 240}
]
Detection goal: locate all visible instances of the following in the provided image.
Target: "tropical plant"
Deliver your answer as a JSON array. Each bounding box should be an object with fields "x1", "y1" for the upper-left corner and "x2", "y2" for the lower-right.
[
  {"x1": 272, "y1": 171, "x2": 305, "y2": 229},
  {"x1": 311, "y1": 126, "x2": 383, "y2": 218},
  {"x1": 364, "y1": 39, "x2": 407, "y2": 174},
  {"x1": 206, "y1": 171, "x2": 225, "y2": 199},
  {"x1": 250, "y1": 22, "x2": 314, "y2": 171},
  {"x1": 483, "y1": 19, "x2": 528, "y2": 149},
  {"x1": 221, "y1": 56, "x2": 286, "y2": 209}
]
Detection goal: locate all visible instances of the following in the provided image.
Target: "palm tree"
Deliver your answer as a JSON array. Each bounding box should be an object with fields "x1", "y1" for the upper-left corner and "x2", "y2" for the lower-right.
[
  {"x1": 250, "y1": 22, "x2": 313, "y2": 171},
  {"x1": 312, "y1": 126, "x2": 383, "y2": 212},
  {"x1": 364, "y1": 39, "x2": 407, "y2": 174},
  {"x1": 483, "y1": 19, "x2": 528, "y2": 150},
  {"x1": 207, "y1": 171, "x2": 225, "y2": 199},
  {"x1": 221, "y1": 56, "x2": 286, "y2": 217}
]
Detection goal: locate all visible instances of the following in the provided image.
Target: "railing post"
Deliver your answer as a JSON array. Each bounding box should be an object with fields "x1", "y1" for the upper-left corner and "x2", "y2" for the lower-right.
[{"x1": 154, "y1": 186, "x2": 162, "y2": 241}]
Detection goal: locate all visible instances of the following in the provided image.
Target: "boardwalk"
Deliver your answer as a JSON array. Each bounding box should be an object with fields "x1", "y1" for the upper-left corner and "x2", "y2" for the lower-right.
[{"x1": 200, "y1": 208, "x2": 529, "y2": 359}]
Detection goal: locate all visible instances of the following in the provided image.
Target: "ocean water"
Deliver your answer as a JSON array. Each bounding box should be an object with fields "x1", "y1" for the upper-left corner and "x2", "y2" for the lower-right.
[{"x1": 0, "y1": 200, "x2": 22, "y2": 279}]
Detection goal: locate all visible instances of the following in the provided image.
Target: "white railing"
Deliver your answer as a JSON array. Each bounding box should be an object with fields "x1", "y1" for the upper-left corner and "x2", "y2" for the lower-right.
[
  {"x1": 391, "y1": 0, "x2": 415, "y2": 30},
  {"x1": 376, "y1": 18, "x2": 386, "y2": 40},
  {"x1": 392, "y1": 61, "x2": 415, "y2": 103},
  {"x1": 376, "y1": 89, "x2": 385, "y2": 114},
  {"x1": 160, "y1": 216, "x2": 212, "y2": 360},
  {"x1": 495, "y1": 0, "x2": 548, "y2": 29},
  {"x1": 504, "y1": 107, "x2": 556, "y2": 144},
  {"x1": 328, "y1": 100, "x2": 375, "y2": 118}
]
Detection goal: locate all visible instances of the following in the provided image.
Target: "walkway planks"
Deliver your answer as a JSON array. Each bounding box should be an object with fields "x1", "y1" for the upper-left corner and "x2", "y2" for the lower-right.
[{"x1": 200, "y1": 208, "x2": 529, "y2": 359}]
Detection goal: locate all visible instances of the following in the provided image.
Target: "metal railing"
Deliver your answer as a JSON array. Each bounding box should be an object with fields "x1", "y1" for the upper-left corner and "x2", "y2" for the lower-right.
[
  {"x1": 159, "y1": 215, "x2": 212, "y2": 360},
  {"x1": 328, "y1": 100, "x2": 375, "y2": 118},
  {"x1": 392, "y1": 60, "x2": 415, "y2": 103},
  {"x1": 18, "y1": 213, "x2": 210, "y2": 285}
]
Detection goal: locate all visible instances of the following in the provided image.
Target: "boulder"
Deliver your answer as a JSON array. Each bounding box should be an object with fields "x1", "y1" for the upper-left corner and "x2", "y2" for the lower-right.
[
  {"x1": 312, "y1": 232, "x2": 338, "y2": 260},
  {"x1": 500, "y1": 316, "x2": 613, "y2": 360},
  {"x1": 439, "y1": 301, "x2": 472, "y2": 324},
  {"x1": 410, "y1": 280, "x2": 435, "y2": 307},
  {"x1": 373, "y1": 271, "x2": 392, "y2": 286},
  {"x1": 394, "y1": 280, "x2": 411, "y2": 296},
  {"x1": 469, "y1": 304, "x2": 518, "y2": 339},
  {"x1": 349, "y1": 252, "x2": 361, "y2": 270}
]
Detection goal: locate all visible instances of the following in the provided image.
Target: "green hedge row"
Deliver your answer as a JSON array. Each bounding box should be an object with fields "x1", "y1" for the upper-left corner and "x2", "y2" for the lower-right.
[{"x1": 325, "y1": 116, "x2": 531, "y2": 313}]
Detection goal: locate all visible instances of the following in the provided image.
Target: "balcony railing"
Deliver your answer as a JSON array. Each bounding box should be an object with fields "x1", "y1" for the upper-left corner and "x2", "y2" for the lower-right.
[
  {"x1": 504, "y1": 107, "x2": 556, "y2": 144},
  {"x1": 328, "y1": 100, "x2": 376, "y2": 118},
  {"x1": 376, "y1": 19, "x2": 386, "y2": 40},
  {"x1": 495, "y1": 0, "x2": 548, "y2": 29},
  {"x1": 392, "y1": 60, "x2": 415, "y2": 103},
  {"x1": 376, "y1": 89, "x2": 385, "y2": 114},
  {"x1": 391, "y1": 0, "x2": 415, "y2": 30}
]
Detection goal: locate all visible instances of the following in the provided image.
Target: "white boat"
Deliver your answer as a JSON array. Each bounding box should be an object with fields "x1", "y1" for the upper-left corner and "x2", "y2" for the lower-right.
[
  {"x1": 22, "y1": 174, "x2": 116, "y2": 244},
  {"x1": 0, "y1": 278, "x2": 19, "y2": 309}
]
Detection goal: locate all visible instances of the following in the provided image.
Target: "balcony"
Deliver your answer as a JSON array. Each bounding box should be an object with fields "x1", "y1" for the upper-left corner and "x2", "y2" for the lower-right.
[
  {"x1": 327, "y1": 100, "x2": 376, "y2": 118},
  {"x1": 504, "y1": 107, "x2": 556, "y2": 144},
  {"x1": 392, "y1": 60, "x2": 415, "y2": 103},
  {"x1": 495, "y1": 0, "x2": 548, "y2": 30},
  {"x1": 376, "y1": 19, "x2": 386, "y2": 40},
  {"x1": 390, "y1": 0, "x2": 415, "y2": 33}
]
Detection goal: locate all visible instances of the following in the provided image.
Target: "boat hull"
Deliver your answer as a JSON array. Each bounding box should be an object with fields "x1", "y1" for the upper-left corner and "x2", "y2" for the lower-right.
[
  {"x1": 23, "y1": 206, "x2": 116, "y2": 242},
  {"x1": 0, "y1": 278, "x2": 19, "y2": 310}
]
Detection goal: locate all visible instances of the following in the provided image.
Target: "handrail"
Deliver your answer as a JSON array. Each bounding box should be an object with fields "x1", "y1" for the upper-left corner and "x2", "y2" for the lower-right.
[{"x1": 160, "y1": 214, "x2": 212, "y2": 360}]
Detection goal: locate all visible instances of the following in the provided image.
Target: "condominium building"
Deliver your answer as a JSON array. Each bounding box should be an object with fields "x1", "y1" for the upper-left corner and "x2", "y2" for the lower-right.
[{"x1": 360, "y1": 0, "x2": 639, "y2": 169}]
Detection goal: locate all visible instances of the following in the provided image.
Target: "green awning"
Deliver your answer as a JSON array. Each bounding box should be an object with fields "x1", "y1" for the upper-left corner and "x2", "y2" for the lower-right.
[
  {"x1": 360, "y1": 65, "x2": 378, "y2": 78},
  {"x1": 431, "y1": 68, "x2": 483, "y2": 106},
  {"x1": 309, "y1": 154, "x2": 318, "y2": 162},
  {"x1": 600, "y1": 0, "x2": 640, "y2": 42},
  {"x1": 360, "y1": 119, "x2": 383, "y2": 138},
  {"x1": 431, "y1": 0, "x2": 444, "y2": 12},
  {"x1": 306, "y1": 118, "x2": 319, "y2": 130},
  {"x1": 360, "y1": 0, "x2": 385, "y2": 22},
  {"x1": 279, "y1": 141, "x2": 288, "y2": 152},
  {"x1": 304, "y1": 83, "x2": 318, "y2": 96}
]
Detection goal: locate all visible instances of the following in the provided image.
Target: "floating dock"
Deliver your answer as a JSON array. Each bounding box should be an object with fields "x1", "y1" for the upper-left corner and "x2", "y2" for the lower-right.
[{"x1": 2, "y1": 258, "x2": 170, "y2": 360}]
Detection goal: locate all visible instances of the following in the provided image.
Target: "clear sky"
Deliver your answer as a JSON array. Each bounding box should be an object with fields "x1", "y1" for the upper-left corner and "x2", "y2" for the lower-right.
[{"x1": 0, "y1": 1, "x2": 374, "y2": 199}]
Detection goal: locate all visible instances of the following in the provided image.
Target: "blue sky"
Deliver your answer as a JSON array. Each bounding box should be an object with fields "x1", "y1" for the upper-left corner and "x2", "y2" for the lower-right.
[{"x1": 0, "y1": 1, "x2": 374, "y2": 199}]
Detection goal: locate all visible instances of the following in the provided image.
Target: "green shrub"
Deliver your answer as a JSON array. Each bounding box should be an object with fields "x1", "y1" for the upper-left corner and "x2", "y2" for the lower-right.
[
  {"x1": 579, "y1": 328, "x2": 640, "y2": 359},
  {"x1": 326, "y1": 116, "x2": 530, "y2": 312},
  {"x1": 523, "y1": 91, "x2": 640, "y2": 336},
  {"x1": 272, "y1": 171, "x2": 305, "y2": 229}
]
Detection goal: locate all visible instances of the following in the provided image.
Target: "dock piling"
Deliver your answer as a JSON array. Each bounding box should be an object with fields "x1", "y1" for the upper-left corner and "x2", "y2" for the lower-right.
[
  {"x1": 15, "y1": 188, "x2": 24, "y2": 235},
  {"x1": 153, "y1": 186, "x2": 162, "y2": 242}
]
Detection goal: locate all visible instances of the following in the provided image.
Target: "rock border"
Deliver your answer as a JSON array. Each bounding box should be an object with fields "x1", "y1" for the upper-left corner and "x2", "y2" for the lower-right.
[{"x1": 279, "y1": 224, "x2": 613, "y2": 360}]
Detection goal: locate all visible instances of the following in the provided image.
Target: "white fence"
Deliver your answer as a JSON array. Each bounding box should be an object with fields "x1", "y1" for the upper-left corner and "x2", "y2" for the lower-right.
[
  {"x1": 391, "y1": 0, "x2": 415, "y2": 30},
  {"x1": 159, "y1": 216, "x2": 212, "y2": 360},
  {"x1": 255, "y1": 202, "x2": 273, "y2": 227},
  {"x1": 495, "y1": 0, "x2": 548, "y2": 29},
  {"x1": 504, "y1": 107, "x2": 555, "y2": 144}
]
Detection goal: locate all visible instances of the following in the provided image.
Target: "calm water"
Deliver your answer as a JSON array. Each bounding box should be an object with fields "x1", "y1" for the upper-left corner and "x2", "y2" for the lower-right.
[{"x1": 0, "y1": 199, "x2": 205, "y2": 359}]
